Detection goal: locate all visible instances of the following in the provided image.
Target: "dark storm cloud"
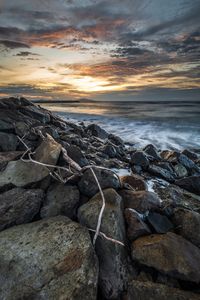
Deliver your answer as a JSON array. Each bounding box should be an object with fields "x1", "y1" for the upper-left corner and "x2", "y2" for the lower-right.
[{"x1": 0, "y1": 40, "x2": 30, "y2": 50}]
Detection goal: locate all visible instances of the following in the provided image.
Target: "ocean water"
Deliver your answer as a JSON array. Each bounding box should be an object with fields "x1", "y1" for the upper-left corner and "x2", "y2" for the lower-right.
[{"x1": 42, "y1": 101, "x2": 200, "y2": 151}]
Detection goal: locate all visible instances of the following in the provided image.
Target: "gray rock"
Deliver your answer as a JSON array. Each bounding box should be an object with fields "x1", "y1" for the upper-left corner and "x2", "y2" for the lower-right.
[
  {"x1": 182, "y1": 149, "x2": 198, "y2": 161},
  {"x1": 108, "y1": 133, "x2": 124, "y2": 146},
  {"x1": 78, "y1": 167, "x2": 120, "y2": 197},
  {"x1": 0, "y1": 216, "x2": 98, "y2": 300},
  {"x1": 125, "y1": 208, "x2": 151, "y2": 241},
  {"x1": 143, "y1": 144, "x2": 161, "y2": 161},
  {"x1": 0, "y1": 151, "x2": 24, "y2": 162},
  {"x1": 19, "y1": 105, "x2": 51, "y2": 124},
  {"x1": 65, "y1": 144, "x2": 88, "y2": 167},
  {"x1": 124, "y1": 280, "x2": 200, "y2": 300},
  {"x1": 0, "y1": 160, "x2": 49, "y2": 188},
  {"x1": 175, "y1": 175, "x2": 200, "y2": 195},
  {"x1": 41, "y1": 183, "x2": 80, "y2": 219},
  {"x1": 119, "y1": 190, "x2": 161, "y2": 213},
  {"x1": 0, "y1": 188, "x2": 44, "y2": 231},
  {"x1": 131, "y1": 151, "x2": 149, "y2": 169},
  {"x1": 103, "y1": 144, "x2": 117, "y2": 158},
  {"x1": 86, "y1": 124, "x2": 109, "y2": 139},
  {"x1": 172, "y1": 208, "x2": 200, "y2": 247},
  {"x1": 0, "y1": 132, "x2": 18, "y2": 151},
  {"x1": 174, "y1": 163, "x2": 188, "y2": 178},
  {"x1": 148, "y1": 164, "x2": 175, "y2": 182},
  {"x1": 178, "y1": 153, "x2": 197, "y2": 171},
  {"x1": 146, "y1": 212, "x2": 174, "y2": 233},
  {"x1": 78, "y1": 188, "x2": 128, "y2": 299},
  {"x1": 131, "y1": 232, "x2": 200, "y2": 283}
]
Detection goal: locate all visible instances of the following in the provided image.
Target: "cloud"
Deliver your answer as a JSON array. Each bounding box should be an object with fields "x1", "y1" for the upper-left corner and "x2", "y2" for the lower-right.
[{"x1": 0, "y1": 40, "x2": 30, "y2": 50}]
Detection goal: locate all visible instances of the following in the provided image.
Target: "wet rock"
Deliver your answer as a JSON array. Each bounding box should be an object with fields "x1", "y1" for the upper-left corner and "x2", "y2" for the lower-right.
[
  {"x1": 131, "y1": 151, "x2": 149, "y2": 169},
  {"x1": 172, "y1": 208, "x2": 200, "y2": 247},
  {"x1": 34, "y1": 134, "x2": 62, "y2": 165},
  {"x1": 0, "y1": 216, "x2": 98, "y2": 300},
  {"x1": 125, "y1": 208, "x2": 151, "y2": 241},
  {"x1": 40, "y1": 183, "x2": 80, "y2": 220},
  {"x1": 148, "y1": 164, "x2": 175, "y2": 182},
  {"x1": 65, "y1": 144, "x2": 88, "y2": 167},
  {"x1": 86, "y1": 124, "x2": 109, "y2": 139},
  {"x1": 0, "y1": 188, "x2": 44, "y2": 231},
  {"x1": 78, "y1": 167, "x2": 120, "y2": 197},
  {"x1": 103, "y1": 144, "x2": 117, "y2": 158},
  {"x1": 108, "y1": 133, "x2": 124, "y2": 146},
  {"x1": 119, "y1": 190, "x2": 161, "y2": 213},
  {"x1": 182, "y1": 149, "x2": 198, "y2": 161},
  {"x1": 175, "y1": 175, "x2": 200, "y2": 195},
  {"x1": 174, "y1": 163, "x2": 188, "y2": 178},
  {"x1": 124, "y1": 280, "x2": 200, "y2": 300},
  {"x1": 131, "y1": 232, "x2": 200, "y2": 282},
  {"x1": 143, "y1": 144, "x2": 161, "y2": 161},
  {"x1": 146, "y1": 212, "x2": 174, "y2": 233},
  {"x1": 160, "y1": 150, "x2": 179, "y2": 163},
  {"x1": 120, "y1": 174, "x2": 147, "y2": 191},
  {"x1": 178, "y1": 153, "x2": 197, "y2": 173},
  {"x1": 78, "y1": 188, "x2": 128, "y2": 299},
  {"x1": 0, "y1": 132, "x2": 18, "y2": 151}
]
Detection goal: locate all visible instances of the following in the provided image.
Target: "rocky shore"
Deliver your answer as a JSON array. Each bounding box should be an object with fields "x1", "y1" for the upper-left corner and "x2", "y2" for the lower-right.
[{"x1": 0, "y1": 97, "x2": 200, "y2": 300}]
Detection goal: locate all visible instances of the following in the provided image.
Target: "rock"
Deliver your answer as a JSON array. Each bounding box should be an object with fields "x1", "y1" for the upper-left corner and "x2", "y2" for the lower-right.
[
  {"x1": 175, "y1": 176, "x2": 200, "y2": 195},
  {"x1": 119, "y1": 190, "x2": 161, "y2": 213},
  {"x1": 0, "y1": 151, "x2": 24, "y2": 162},
  {"x1": 120, "y1": 174, "x2": 147, "y2": 191},
  {"x1": 130, "y1": 151, "x2": 149, "y2": 169},
  {"x1": 174, "y1": 163, "x2": 188, "y2": 178},
  {"x1": 172, "y1": 208, "x2": 200, "y2": 247},
  {"x1": 78, "y1": 188, "x2": 128, "y2": 299},
  {"x1": 124, "y1": 280, "x2": 200, "y2": 300},
  {"x1": 131, "y1": 232, "x2": 200, "y2": 282},
  {"x1": 182, "y1": 149, "x2": 198, "y2": 161},
  {"x1": 160, "y1": 150, "x2": 179, "y2": 163},
  {"x1": 19, "y1": 105, "x2": 51, "y2": 124},
  {"x1": 86, "y1": 124, "x2": 109, "y2": 139},
  {"x1": 125, "y1": 208, "x2": 151, "y2": 241},
  {"x1": 148, "y1": 164, "x2": 175, "y2": 182},
  {"x1": 0, "y1": 132, "x2": 18, "y2": 151},
  {"x1": 34, "y1": 134, "x2": 62, "y2": 165},
  {"x1": 0, "y1": 216, "x2": 98, "y2": 300},
  {"x1": 108, "y1": 133, "x2": 124, "y2": 146},
  {"x1": 65, "y1": 144, "x2": 88, "y2": 167},
  {"x1": 0, "y1": 188, "x2": 44, "y2": 231},
  {"x1": 155, "y1": 183, "x2": 200, "y2": 212},
  {"x1": 0, "y1": 160, "x2": 49, "y2": 188},
  {"x1": 178, "y1": 153, "x2": 198, "y2": 173},
  {"x1": 146, "y1": 212, "x2": 174, "y2": 233},
  {"x1": 103, "y1": 144, "x2": 117, "y2": 158},
  {"x1": 40, "y1": 183, "x2": 80, "y2": 219},
  {"x1": 78, "y1": 167, "x2": 120, "y2": 197},
  {"x1": 143, "y1": 144, "x2": 161, "y2": 160}
]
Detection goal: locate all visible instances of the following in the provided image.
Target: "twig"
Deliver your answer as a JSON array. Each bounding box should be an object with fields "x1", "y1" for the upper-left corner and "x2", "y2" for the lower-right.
[
  {"x1": 62, "y1": 147, "x2": 82, "y2": 172},
  {"x1": 88, "y1": 229, "x2": 124, "y2": 246},
  {"x1": 89, "y1": 167, "x2": 106, "y2": 246}
]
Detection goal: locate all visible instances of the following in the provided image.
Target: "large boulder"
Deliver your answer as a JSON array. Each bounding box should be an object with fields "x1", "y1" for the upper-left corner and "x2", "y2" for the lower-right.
[
  {"x1": 131, "y1": 232, "x2": 200, "y2": 283},
  {"x1": 0, "y1": 132, "x2": 18, "y2": 152},
  {"x1": 175, "y1": 176, "x2": 200, "y2": 195},
  {"x1": 119, "y1": 190, "x2": 161, "y2": 213},
  {"x1": 41, "y1": 183, "x2": 80, "y2": 219},
  {"x1": 124, "y1": 280, "x2": 200, "y2": 300},
  {"x1": 143, "y1": 144, "x2": 161, "y2": 161},
  {"x1": 78, "y1": 188, "x2": 128, "y2": 299},
  {"x1": 146, "y1": 212, "x2": 174, "y2": 234},
  {"x1": 0, "y1": 216, "x2": 98, "y2": 300},
  {"x1": 172, "y1": 208, "x2": 200, "y2": 248},
  {"x1": 78, "y1": 167, "x2": 120, "y2": 197},
  {"x1": 0, "y1": 188, "x2": 44, "y2": 231},
  {"x1": 65, "y1": 144, "x2": 88, "y2": 167}
]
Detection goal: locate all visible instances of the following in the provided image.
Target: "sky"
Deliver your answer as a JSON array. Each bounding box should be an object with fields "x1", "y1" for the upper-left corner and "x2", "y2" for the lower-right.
[{"x1": 0, "y1": 0, "x2": 199, "y2": 101}]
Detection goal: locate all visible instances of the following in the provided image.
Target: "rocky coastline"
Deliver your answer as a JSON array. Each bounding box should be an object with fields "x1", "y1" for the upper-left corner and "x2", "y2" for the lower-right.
[{"x1": 0, "y1": 97, "x2": 200, "y2": 300}]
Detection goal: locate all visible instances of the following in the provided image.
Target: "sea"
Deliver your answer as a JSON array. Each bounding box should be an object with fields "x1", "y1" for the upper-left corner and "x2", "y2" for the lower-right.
[{"x1": 41, "y1": 100, "x2": 200, "y2": 151}]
